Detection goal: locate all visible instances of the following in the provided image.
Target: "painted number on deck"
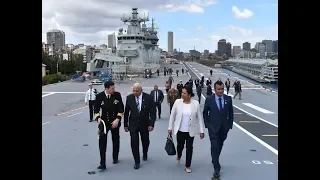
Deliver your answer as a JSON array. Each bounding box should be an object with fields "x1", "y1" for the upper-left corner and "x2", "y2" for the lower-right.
[{"x1": 252, "y1": 160, "x2": 277, "y2": 165}]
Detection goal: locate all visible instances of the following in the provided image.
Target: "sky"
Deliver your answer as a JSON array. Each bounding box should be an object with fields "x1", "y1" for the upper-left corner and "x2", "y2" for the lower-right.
[{"x1": 42, "y1": 0, "x2": 278, "y2": 52}]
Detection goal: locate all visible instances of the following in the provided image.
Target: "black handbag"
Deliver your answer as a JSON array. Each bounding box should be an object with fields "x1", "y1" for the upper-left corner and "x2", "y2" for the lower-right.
[{"x1": 165, "y1": 134, "x2": 176, "y2": 156}]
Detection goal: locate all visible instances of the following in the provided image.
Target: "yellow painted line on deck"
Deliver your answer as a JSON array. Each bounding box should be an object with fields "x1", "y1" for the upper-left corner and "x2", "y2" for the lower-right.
[
  {"x1": 262, "y1": 134, "x2": 278, "y2": 137},
  {"x1": 239, "y1": 120, "x2": 260, "y2": 123},
  {"x1": 56, "y1": 106, "x2": 87, "y2": 116}
]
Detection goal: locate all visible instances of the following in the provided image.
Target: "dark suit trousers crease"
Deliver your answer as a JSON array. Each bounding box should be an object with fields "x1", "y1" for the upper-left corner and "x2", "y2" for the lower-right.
[
  {"x1": 98, "y1": 127, "x2": 120, "y2": 165},
  {"x1": 210, "y1": 126, "x2": 229, "y2": 171},
  {"x1": 130, "y1": 126, "x2": 150, "y2": 164},
  {"x1": 88, "y1": 100, "x2": 95, "y2": 120},
  {"x1": 226, "y1": 86, "x2": 230, "y2": 94},
  {"x1": 177, "y1": 131, "x2": 194, "y2": 167},
  {"x1": 154, "y1": 102, "x2": 161, "y2": 116}
]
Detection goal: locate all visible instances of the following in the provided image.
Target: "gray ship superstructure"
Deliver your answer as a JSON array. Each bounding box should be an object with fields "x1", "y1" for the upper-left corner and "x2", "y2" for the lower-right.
[{"x1": 87, "y1": 8, "x2": 162, "y2": 74}]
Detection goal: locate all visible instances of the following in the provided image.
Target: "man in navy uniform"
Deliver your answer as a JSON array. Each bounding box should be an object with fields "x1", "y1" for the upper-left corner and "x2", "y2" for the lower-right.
[{"x1": 94, "y1": 81, "x2": 124, "y2": 170}]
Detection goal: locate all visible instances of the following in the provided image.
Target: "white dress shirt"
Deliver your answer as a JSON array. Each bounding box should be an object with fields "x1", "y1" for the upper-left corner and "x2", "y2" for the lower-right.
[
  {"x1": 104, "y1": 92, "x2": 111, "y2": 99},
  {"x1": 154, "y1": 90, "x2": 159, "y2": 102},
  {"x1": 85, "y1": 88, "x2": 96, "y2": 103},
  {"x1": 136, "y1": 93, "x2": 142, "y2": 111}
]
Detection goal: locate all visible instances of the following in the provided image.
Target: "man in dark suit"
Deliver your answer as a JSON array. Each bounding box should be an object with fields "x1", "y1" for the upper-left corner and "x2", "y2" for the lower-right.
[
  {"x1": 94, "y1": 81, "x2": 124, "y2": 170},
  {"x1": 203, "y1": 80, "x2": 234, "y2": 179},
  {"x1": 124, "y1": 83, "x2": 156, "y2": 169},
  {"x1": 150, "y1": 85, "x2": 164, "y2": 119},
  {"x1": 196, "y1": 84, "x2": 202, "y2": 103},
  {"x1": 176, "y1": 80, "x2": 184, "y2": 98},
  {"x1": 206, "y1": 77, "x2": 212, "y2": 86},
  {"x1": 207, "y1": 84, "x2": 213, "y2": 97}
]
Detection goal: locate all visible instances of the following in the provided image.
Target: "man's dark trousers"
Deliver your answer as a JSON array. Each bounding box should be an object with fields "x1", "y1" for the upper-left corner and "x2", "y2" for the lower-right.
[
  {"x1": 154, "y1": 102, "x2": 161, "y2": 117},
  {"x1": 210, "y1": 125, "x2": 229, "y2": 171},
  {"x1": 130, "y1": 126, "x2": 150, "y2": 164},
  {"x1": 89, "y1": 100, "x2": 95, "y2": 120},
  {"x1": 99, "y1": 127, "x2": 120, "y2": 165},
  {"x1": 226, "y1": 86, "x2": 230, "y2": 94}
]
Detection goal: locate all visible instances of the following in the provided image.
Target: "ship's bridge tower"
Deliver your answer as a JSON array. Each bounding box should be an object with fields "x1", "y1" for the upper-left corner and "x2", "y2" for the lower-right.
[
  {"x1": 120, "y1": 8, "x2": 149, "y2": 35},
  {"x1": 149, "y1": 18, "x2": 159, "y2": 45}
]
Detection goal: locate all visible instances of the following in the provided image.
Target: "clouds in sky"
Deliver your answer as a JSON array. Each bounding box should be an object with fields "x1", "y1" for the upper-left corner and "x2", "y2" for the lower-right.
[
  {"x1": 42, "y1": 0, "x2": 217, "y2": 45},
  {"x1": 42, "y1": 0, "x2": 277, "y2": 52}
]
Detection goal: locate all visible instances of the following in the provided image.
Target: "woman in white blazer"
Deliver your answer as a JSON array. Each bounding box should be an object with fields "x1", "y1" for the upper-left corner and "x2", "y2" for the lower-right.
[{"x1": 168, "y1": 86, "x2": 205, "y2": 173}]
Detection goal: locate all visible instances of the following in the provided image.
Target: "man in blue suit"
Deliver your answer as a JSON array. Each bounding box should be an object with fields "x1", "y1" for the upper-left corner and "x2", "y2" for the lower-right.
[{"x1": 203, "y1": 80, "x2": 234, "y2": 179}]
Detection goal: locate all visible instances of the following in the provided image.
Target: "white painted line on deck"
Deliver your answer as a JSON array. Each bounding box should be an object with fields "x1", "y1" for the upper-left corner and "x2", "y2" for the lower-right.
[
  {"x1": 68, "y1": 112, "x2": 83, "y2": 117},
  {"x1": 233, "y1": 105, "x2": 278, "y2": 127},
  {"x1": 239, "y1": 121, "x2": 260, "y2": 123},
  {"x1": 42, "y1": 122, "x2": 50, "y2": 125},
  {"x1": 243, "y1": 103, "x2": 275, "y2": 114},
  {"x1": 234, "y1": 123, "x2": 278, "y2": 155},
  {"x1": 42, "y1": 92, "x2": 55, "y2": 97},
  {"x1": 199, "y1": 73, "x2": 204, "y2": 77}
]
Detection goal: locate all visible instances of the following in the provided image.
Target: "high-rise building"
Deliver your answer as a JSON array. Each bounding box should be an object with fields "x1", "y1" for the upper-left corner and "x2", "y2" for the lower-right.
[
  {"x1": 108, "y1": 33, "x2": 117, "y2": 49},
  {"x1": 255, "y1": 42, "x2": 261, "y2": 52},
  {"x1": 258, "y1": 43, "x2": 266, "y2": 58},
  {"x1": 217, "y1": 39, "x2": 227, "y2": 56},
  {"x1": 226, "y1": 42, "x2": 232, "y2": 57},
  {"x1": 273, "y1": 40, "x2": 278, "y2": 53},
  {"x1": 168, "y1": 31, "x2": 173, "y2": 54},
  {"x1": 46, "y1": 29, "x2": 65, "y2": 54},
  {"x1": 233, "y1": 46, "x2": 241, "y2": 57},
  {"x1": 243, "y1": 42, "x2": 251, "y2": 51},
  {"x1": 262, "y1": 40, "x2": 273, "y2": 53}
]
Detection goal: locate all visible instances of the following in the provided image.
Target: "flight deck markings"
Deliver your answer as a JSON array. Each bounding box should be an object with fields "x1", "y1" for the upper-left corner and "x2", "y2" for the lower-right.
[
  {"x1": 68, "y1": 112, "x2": 83, "y2": 117},
  {"x1": 42, "y1": 122, "x2": 50, "y2": 125},
  {"x1": 42, "y1": 92, "x2": 55, "y2": 98},
  {"x1": 56, "y1": 106, "x2": 87, "y2": 116},
  {"x1": 184, "y1": 62, "x2": 278, "y2": 155},
  {"x1": 243, "y1": 103, "x2": 275, "y2": 114},
  {"x1": 239, "y1": 120, "x2": 260, "y2": 123},
  {"x1": 262, "y1": 134, "x2": 278, "y2": 137}
]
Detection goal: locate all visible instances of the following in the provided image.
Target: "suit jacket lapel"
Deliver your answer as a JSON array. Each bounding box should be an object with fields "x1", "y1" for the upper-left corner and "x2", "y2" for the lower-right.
[
  {"x1": 133, "y1": 95, "x2": 139, "y2": 112},
  {"x1": 141, "y1": 93, "x2": 146, "y2": 112},
  {"x1": 222, "y1": 94, "x2": 228, "y2": 113},
  {"x1": 211, "y1": 94, "x2": 219, "y2": 111}
]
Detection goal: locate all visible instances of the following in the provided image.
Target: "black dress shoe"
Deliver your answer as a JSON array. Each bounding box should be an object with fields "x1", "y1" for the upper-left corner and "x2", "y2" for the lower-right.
[
  {"x1": 158, "y1": 115, "x2": 161, "y2": 119},
  {"x1": 97, "y1": 164, "x2": 106, "y2": 170},
  {"x1": 134, "y1": 164, "x2": 140, "y2": 169},
  {"x1": 89, "y1": 120, "x2": 92, "y2": 122},
  {"x1": 113, "y1": 159, "x2": 118, "y2": 164},
  {"x1": 142, "y1": 155, "x2": 148, "y2": 161},
  {"x1": 213, "y1": 171, "x2": 220, "y2": 178}
]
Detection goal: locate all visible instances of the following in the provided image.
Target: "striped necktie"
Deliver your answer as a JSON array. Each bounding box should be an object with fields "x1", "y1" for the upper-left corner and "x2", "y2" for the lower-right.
[{"x1": 136, "y1": 97, "x2": 140, "y2": 112}]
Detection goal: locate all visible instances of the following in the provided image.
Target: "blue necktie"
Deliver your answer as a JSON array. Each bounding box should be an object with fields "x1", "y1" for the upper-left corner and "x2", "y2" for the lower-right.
[
  {"x1": 218, "y1": 98, "x2": 223, "y2": 111},
  {"x1": 136, "y1": 97, "x2": 140, "y2": 112}
]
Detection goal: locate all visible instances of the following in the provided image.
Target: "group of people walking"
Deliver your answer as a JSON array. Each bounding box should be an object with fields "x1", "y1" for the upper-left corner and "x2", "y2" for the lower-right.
[
  {"x1": 167, "y1": 80, "x2": 234, "y2": 179},
  {"x1": 83, "y1": 73, "x2": 238, "y2": 179}
]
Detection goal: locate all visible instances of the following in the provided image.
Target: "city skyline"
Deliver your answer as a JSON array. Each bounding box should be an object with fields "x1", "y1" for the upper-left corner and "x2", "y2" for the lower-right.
[{"x1": 42, "y1": 0, "x2": 278, "y2": 52}]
